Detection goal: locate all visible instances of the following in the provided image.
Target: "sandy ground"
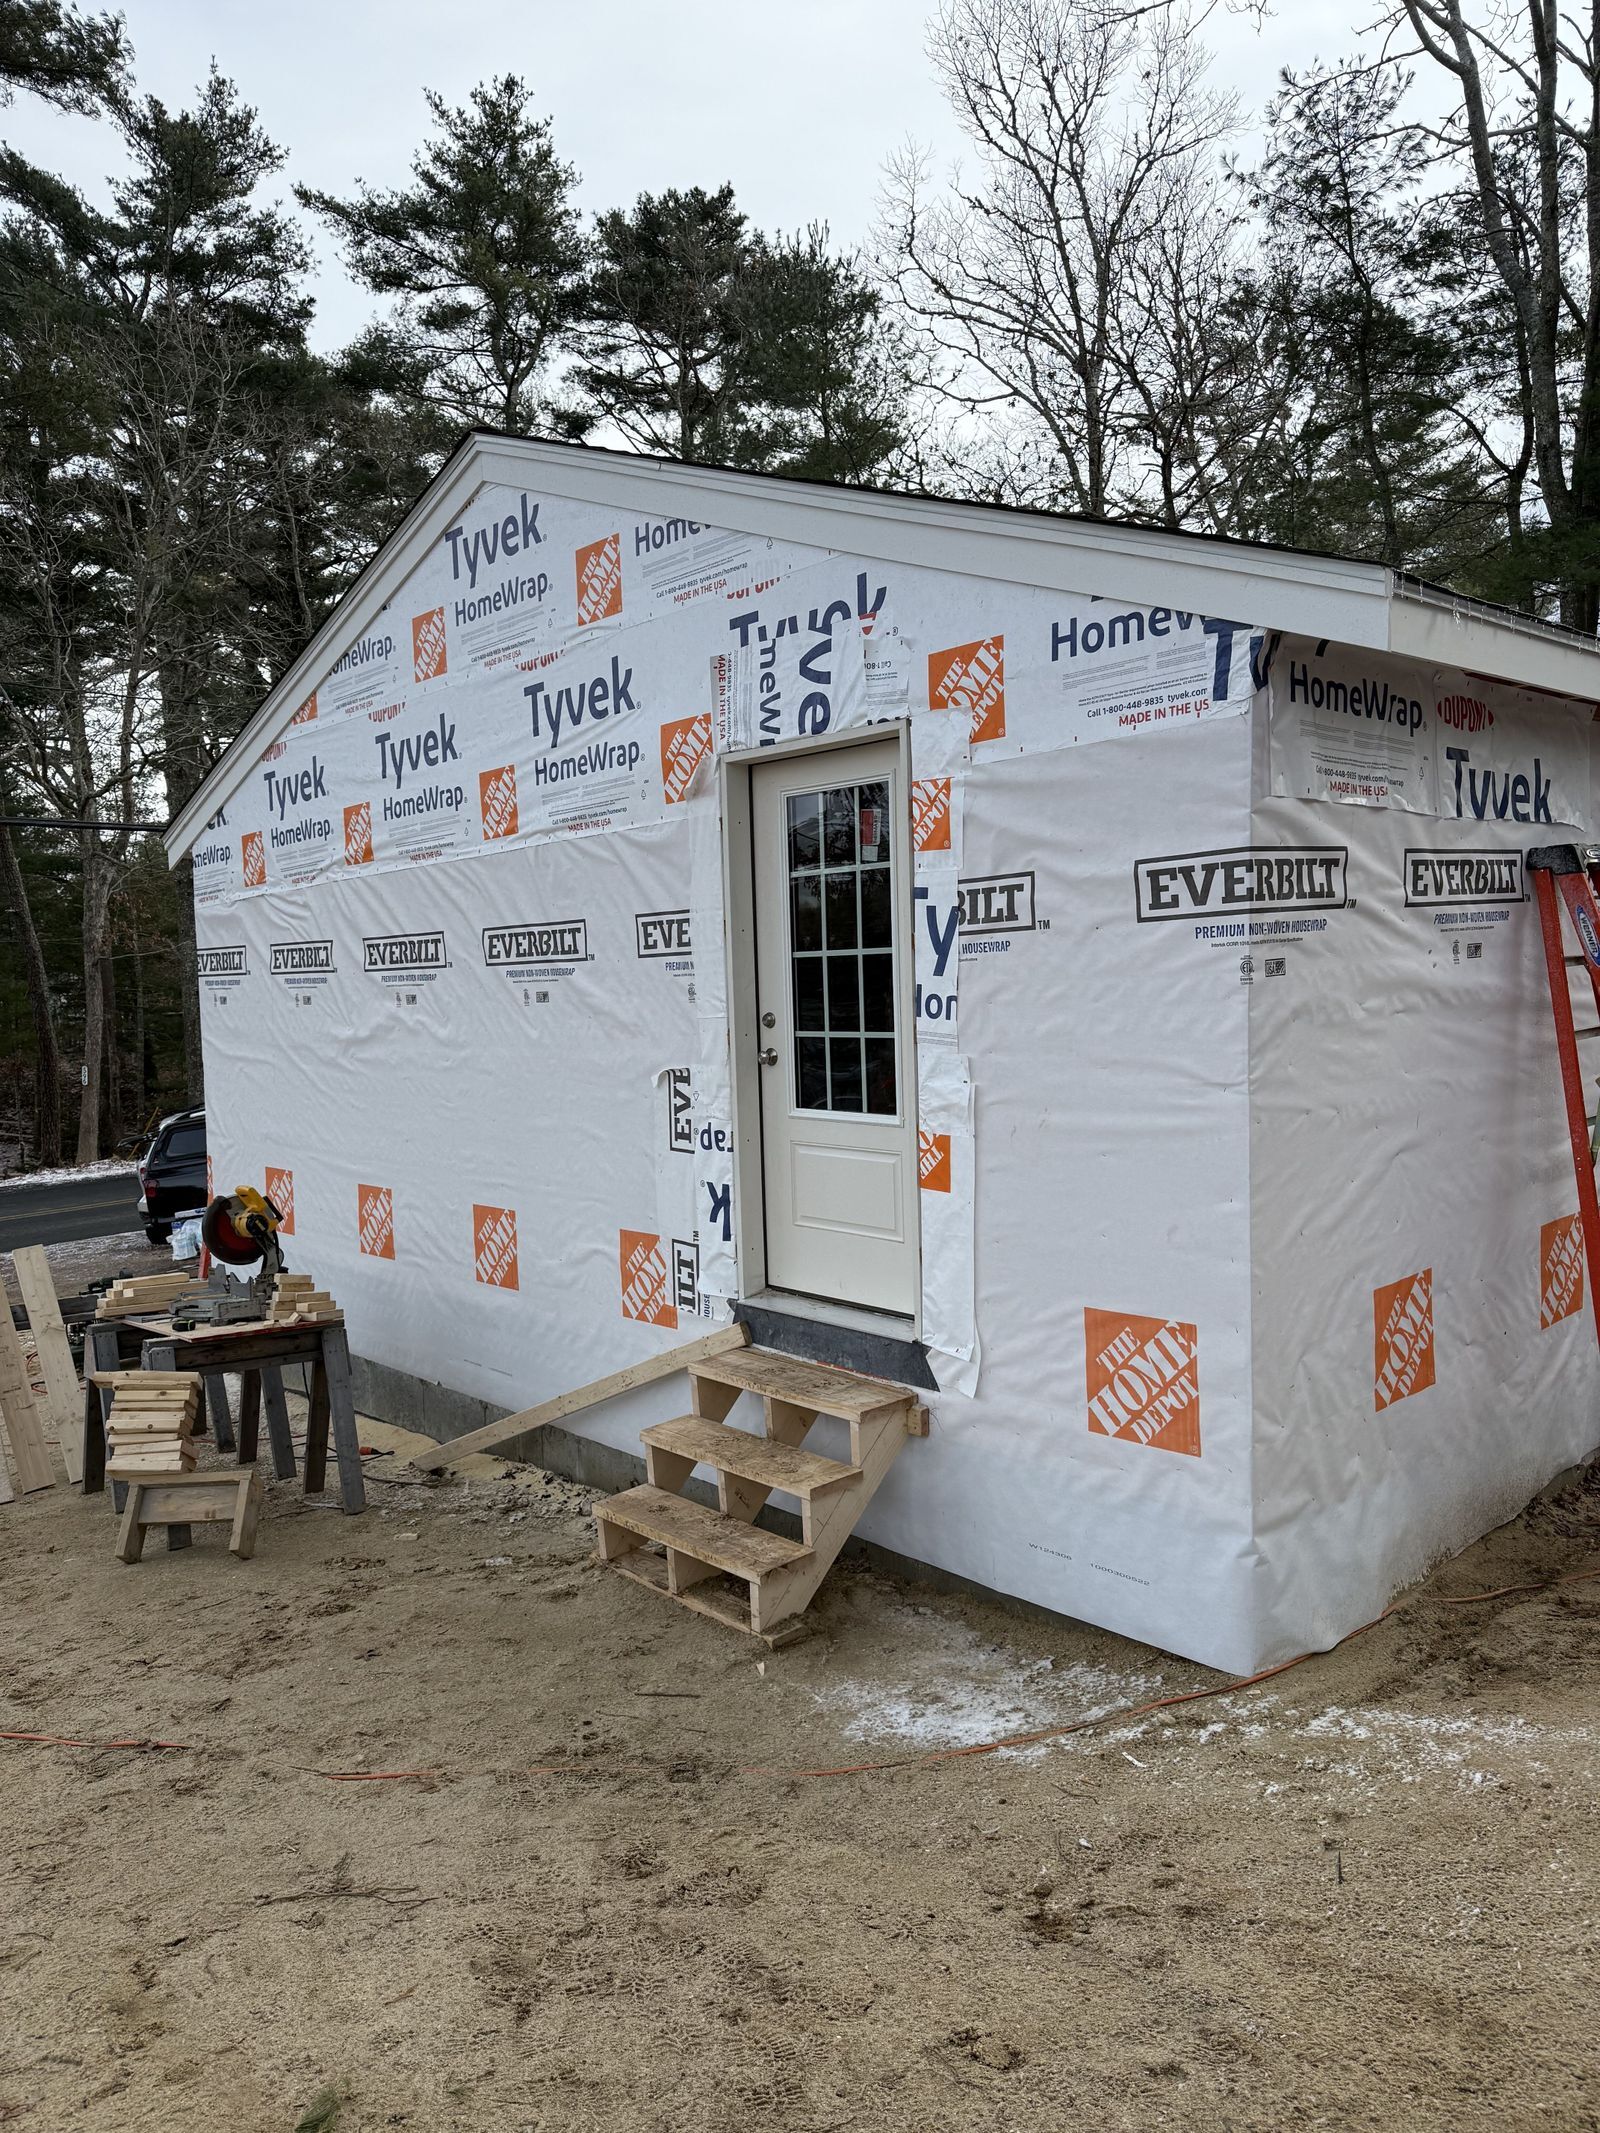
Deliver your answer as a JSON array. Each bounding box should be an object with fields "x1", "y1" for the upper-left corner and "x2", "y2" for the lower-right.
[{"x1": 0, "y1": 1403, "x2": 1597, "y2": 2133}]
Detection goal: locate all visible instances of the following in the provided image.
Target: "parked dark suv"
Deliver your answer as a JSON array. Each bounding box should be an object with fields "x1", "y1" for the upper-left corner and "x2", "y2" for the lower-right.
[{"x1": 136, "y1": 1106, "x2": 207, "y2": 1245}]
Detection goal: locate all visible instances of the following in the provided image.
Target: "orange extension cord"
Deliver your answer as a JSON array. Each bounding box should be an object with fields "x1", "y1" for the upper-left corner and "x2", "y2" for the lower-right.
[{"x1": 3, "y1": 1561, "x2": 1596, "y2": 1783}]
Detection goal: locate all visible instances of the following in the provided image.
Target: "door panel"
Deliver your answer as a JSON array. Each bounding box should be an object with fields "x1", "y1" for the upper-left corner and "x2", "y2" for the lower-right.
[{"x1": 751, "y1": 739, "x2": 917, "y2": 1316}]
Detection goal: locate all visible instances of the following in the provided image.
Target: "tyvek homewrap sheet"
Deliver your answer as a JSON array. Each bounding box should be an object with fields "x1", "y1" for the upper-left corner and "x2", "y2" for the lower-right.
[{"x1": 192, "y1": 470, "x2": 1600, "y2": 1672}]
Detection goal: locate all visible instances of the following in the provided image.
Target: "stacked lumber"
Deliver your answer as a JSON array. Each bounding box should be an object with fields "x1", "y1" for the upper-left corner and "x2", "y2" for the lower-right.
[
  {"x1": 102, "y1": 1372, "x2": 201, "y2": 1474},
  {"x1": 267, "y1": 1274, "x2": 343, "y2": 1327},
  {"x1": 96, "y1": 1272, "x2": 205, "y2": 1320}
]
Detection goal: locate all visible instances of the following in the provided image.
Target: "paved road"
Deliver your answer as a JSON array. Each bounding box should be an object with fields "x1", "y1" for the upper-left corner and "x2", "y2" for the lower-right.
[{"x1": 0, "y1": 1171, "x2": 143, "y2": 1251}]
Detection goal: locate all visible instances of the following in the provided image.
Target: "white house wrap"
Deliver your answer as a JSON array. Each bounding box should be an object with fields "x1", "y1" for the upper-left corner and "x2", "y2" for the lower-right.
[{"x1": 169, "y1": 437, "x2": 1600, "y2": 1673}]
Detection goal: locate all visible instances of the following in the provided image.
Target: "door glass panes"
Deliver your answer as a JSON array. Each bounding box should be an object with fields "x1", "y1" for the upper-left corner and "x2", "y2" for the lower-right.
[{"x1": 786, "y1": 780, "x2": 897, "y2": 1115}]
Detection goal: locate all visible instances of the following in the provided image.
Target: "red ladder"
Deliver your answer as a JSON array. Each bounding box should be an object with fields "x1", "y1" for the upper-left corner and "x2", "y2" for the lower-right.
[{"x1": 1529, "y1": 842, "x2": 1600, "y2": 1349}]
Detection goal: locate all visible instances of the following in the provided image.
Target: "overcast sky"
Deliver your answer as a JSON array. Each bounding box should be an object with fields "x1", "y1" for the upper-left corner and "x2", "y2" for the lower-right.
[{"x1": 6, "y1": 0, "x2": 1370, "y2": 351}]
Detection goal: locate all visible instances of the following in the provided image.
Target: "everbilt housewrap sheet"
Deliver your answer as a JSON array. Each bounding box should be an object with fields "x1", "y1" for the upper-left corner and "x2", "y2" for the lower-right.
[{"x1": 192, "y1": 469, "x2": 1600, "y2": 1672}]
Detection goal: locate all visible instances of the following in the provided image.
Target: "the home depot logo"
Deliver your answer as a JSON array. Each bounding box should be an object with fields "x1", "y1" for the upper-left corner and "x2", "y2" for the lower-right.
[
  {"x1": 1403, "y1": 849, "x2": 1523, "y2": 906},
  {"x1": 576, "y1": 534, "x2": 623, "y2": 626},
  {"x1": 913, "y1": 778, "x2": 952, "y2": 853},
  {"x1": 1084, "y1": 1308, "x2": 1200, "y2": 1457},
  {"x1": 1540, "y1": 1216, "x2": 1584, "y2": 1328},
  {"x1": 473, "y1": 1203, "x2": 519, "y2": 1289},
  {"x1": 620, "y1": 1228, "x2": 676, "y2": 1328},
  {"x1": 929, "y1": 636, "x2": 1005, "y2": 743},
  {"x1": 412, "y1": 606, "x2": 447, "y2": 683},
  {"x1": 918, "y1": 1129, "x2": 951, "y2": 1192},
  {"x1": 479, "y1": 763, "x2": 519, "y2": 841},
  {"x1": 636, "y1": 910, "x2": 691, "y2": 958},
  {"x1": 343, "y1": 802, "x2": 373, "y2": 867},
  {"x1": 358, "y1": 1183, "x2": 395, "y2": 1261},
  {"x1": 290, "y1": 691, "x2": 318, "y2": 724},
  {"x1": 1373, "y1": 1269, "x2": 1434, "y2": 1409},
  {"x1": 1135, "y1": 846, "x2": 1348, "y2": 921},
  {"x1": 660, "y1": 713, "x2": 712, "y2": 803},
  {"x1": 241, "y1": 831, "x2": 266, "y2": 888},
  {"x1": 264, "y1": 1167, "x2": 294, "y2": 1237}
]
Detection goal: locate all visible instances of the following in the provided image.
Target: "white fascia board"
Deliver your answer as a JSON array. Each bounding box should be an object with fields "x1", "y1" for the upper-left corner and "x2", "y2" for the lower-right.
[
  {"x1": 164, "y1": 439, "x2": 489, "y2": 863},
  {"x1": 1387, "y1": 579, "x2": 1600, "y2": 703},
  {"x1": 478, "y1": 439, "x2": 1395, "y2": 645}
]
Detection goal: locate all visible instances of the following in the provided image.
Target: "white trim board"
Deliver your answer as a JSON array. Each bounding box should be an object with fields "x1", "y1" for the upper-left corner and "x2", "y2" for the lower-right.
[{"x1": 164, "y1": 434, "x2": 1600, "y2": 862}]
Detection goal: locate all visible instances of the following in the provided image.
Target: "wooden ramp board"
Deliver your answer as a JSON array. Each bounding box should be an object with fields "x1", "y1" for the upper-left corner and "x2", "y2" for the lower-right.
[
  {"x1": 409, "y1": 1323, "x2": 751, "y2": 1470},
  {"x1": 12, "y1": 1246, "x2": 83, "y2": 1483},
  {"x1": 0, "y1": 1283, "x2": 55, "y2": 1493},
  {"x1": 688, "y1": 1347, "x2": 913, "y2": 1423},
  {"x1": 595, "y1": 1485, "x2": 809, "y2": 1578},
  {"x1": 642, "y1": 1414, "x2": 861, "y2": 1499}
]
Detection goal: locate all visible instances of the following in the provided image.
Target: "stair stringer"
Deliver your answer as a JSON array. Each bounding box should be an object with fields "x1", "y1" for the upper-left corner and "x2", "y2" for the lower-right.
[{"x1": 749, "y1": 1407, "x2": 909, "y2": 1634}]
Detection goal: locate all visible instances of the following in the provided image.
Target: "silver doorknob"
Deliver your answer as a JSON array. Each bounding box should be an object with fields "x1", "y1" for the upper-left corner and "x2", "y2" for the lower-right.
[{"x1": 758, "y1": 1047, "x2": 778, "y2": 1066}]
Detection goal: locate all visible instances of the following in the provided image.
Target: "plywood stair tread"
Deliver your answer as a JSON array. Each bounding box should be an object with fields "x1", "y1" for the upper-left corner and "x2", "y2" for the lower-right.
[
  {"x1": 689, "y1": 1346, "x2": 914, "y2": 1420},
  {"x1": 642, "y1": 1414, "x2": 861, "y2": 1498},
  {"x1": 596, "y1": 1484, "x2": 809, "y2": 1577}
]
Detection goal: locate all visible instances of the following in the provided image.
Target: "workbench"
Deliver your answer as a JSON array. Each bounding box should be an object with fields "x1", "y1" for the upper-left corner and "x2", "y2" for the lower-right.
[{"x1": 82, "y1": 1315, "x2": 365, "y2": 1514}]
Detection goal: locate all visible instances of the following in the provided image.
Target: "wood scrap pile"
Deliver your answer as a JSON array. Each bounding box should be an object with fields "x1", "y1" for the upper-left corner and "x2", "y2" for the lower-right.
[
  {"x1": 268, "y1": 1274, "x2": 343, "y2": 1326},
  {"x1": 96, "y1": 1272, "x2": 206, "y2": 1320},
  {"x1": 100, "y1": 1372, "x2": 201, "y2": 1474}
]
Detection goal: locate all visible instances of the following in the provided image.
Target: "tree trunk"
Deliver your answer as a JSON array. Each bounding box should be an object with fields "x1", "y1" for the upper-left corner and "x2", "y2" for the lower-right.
[
  {"x1": 76, "y1": 844, "x2": 111, "y2": 1164},
  {"x1": 0, "y1": 824, "x2": 62, "y2": 1166},
  {"x1": 101, "y1": 943, "x2": 121, "y2": 1148},
  {"x1": 172, "y1": 855, "x2": 203, "y2": 1101}
]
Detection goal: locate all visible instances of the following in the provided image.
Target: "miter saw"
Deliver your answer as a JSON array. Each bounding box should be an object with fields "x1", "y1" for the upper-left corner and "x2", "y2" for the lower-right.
[{"x1": 175, "y1": 1186, "x2": 289, "y2": 1328}]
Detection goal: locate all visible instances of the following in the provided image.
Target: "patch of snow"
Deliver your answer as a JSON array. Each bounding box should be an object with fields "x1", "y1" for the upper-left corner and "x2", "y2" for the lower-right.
[
  {"x1": 809, "y1": 1604, "x2": 1160, "y2": 1753},
  {"x1": 0, "y1": 1159, "x2": 135, "y2": 1191}
]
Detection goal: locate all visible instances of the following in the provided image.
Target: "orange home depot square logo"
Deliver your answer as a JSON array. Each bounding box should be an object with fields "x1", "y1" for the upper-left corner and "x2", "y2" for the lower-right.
[
  {"x1": 660, "y1": 713, "x2": 712, "y2": 804},
  {"x1": 343, "y1": 801, "x2": 373, "y2": 867},
  {"x1": 918, "y1": 1128, "x2": 951, "y2": 1192},
  {"x1": 479, "y1": 763, "x2": 519, "y2": 841},
  {"x1": 241, "y1": 831, "x2": 266, "y2": 888},
  {"x1": 290, "y1": 690, "x2": 318, "y2": 724},
  {"x1": 264, "y1": 1166, "x2": 294, "y2": 1236},
  {"x1": 357, "y1": 1183, "x2": 394, "y2": 1261},
  {"x1": 929, "y1": 636, "x2": 1005, "y2": 744},
  {"x1": 620, "y1": 1228, "x2": 676, "y2": 1329},
  {"x1": 1085, "y1": 1307, "x2": 1200, "y2": 1457},
  {"x1": 1373, "y1": 1269, "x2": 1434, "y2": 1409},
  {"x1": 1540, "y1": 1216, "x2": 1584, "y2": 1328},
  {"x1": 473, "y1": 1203, "x2": 519, "y2": 1289},
  {"x1": 576, "y1": 534, "x2": 623, "y2": 626},
  {"x1": 412, "y1": 606, "x2": 448, "y2": 683},
  {"x1": 912, "y1": 778, "x2": 952, "y2": 853}
]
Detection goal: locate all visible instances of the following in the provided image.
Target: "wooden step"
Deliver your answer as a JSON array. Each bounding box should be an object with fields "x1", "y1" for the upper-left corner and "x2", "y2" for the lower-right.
[
  {"x1": 595, "y1": 1484, "x2": 809, "y2": 1579},
  {"x1": 688, "y1": 1347, "x2": 913, "y2": 1424},
  {"x1": 641, "y1": 1414, "x2": 861, "y2": 1500}
]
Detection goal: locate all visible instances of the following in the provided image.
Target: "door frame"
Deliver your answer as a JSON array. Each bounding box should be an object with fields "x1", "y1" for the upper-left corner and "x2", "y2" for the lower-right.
[{"x1": 719, "y1": 720, "x2": 921, "y2": 1335}]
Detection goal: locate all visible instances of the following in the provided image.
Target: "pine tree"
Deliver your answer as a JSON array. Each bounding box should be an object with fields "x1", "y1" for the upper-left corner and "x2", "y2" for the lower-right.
[{"x1": 299, "y1": 76, "x2": 588, "y2": 440}]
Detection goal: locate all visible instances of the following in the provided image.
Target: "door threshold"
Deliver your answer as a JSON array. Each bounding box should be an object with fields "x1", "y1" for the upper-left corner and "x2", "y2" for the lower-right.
[
  {"x1": 736, "y1": 1293, "x2": 936, "y2": 1391},
  {"x1": 746, "y1": 1288, "x2": 915, "y2": 1341}
]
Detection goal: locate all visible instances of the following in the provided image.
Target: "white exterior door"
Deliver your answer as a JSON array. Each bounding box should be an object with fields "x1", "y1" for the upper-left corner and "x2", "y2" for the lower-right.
[{"x1": 750, "y1": 739, "x2": 918, "y2": 1317}]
